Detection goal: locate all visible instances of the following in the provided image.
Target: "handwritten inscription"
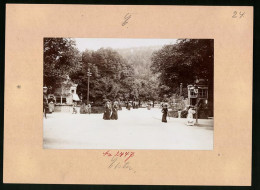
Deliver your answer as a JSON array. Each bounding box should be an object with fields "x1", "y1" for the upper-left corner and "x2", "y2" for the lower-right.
[
  {"x1": 103, "y1": 150, "x2": 135, "y2": 162},
  {"x1": 122, "y1": 13, "x2": 132, "y2": 26},
  {"x1": 103, "y1": 150, "x2": 136, "y2": 173},
  {"x1": 108, "y1": 156, "x2": 136, "y2": 173},
  {"x1": 232, "y1": 11, "x2": 245, "y2": 18}
]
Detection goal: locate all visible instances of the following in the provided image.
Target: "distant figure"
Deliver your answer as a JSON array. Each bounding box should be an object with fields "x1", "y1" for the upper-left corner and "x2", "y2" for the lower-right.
[
  {"x1": 80, "y1": 103, "x2": 87, "y2": 114},
  {"x1": 118, "y1": 102, "x2": 122, "y2": 110},
  {"x1": 103, "y1": 101, "x2": 111, "y2": 120},
  {"x1": 160, "y1": 102, "x2": 164, "y2": 108},
  {"x1": 72, "y1": 102, "x2": 77, "y2": 114},
  {"x1": 133, "y1": 101, "x2": 136, "y2": 109},
  {"x1": 186, "y1": 106, "x2": 196, "y2": 126},
  {"x1": 133, "y1": 101, "x2": 138, "y2": 109},
  {"x1": 147, "y1": 102, "x2": 151, "y2": 110},
  {"x1": 48, "y1": 101, "x2": 54, "y2": 113},
  {"x1": 126, "y1": 101, "x2": 131, "y2": 110},
  {"x1": 43, "y1": 97, "x2": 48, "y2": 118},
  {"x1": 161, "y1": 104, "x2": 168, "y2": 123},
  {"x1": 110, "y1": 102, "x2": 118, "y2": 120},
  {"x1": 87, "y1": 103, "x2": 91, "y2": 114}
]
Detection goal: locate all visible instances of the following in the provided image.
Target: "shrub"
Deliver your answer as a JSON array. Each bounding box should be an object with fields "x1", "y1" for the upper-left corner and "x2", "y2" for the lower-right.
[
  {"x1": 181, "y1": 110, "x2": 188, "y2": 118},
  {"x1": 168, "y1": 110, "x2": 178, "y2": 118},
  {"x1": 91, "y1": 106, "x2": 105, "y2": 114}
]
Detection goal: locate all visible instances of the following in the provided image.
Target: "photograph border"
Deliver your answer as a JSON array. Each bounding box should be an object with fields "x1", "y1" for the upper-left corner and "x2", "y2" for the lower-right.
[{"x1": 1, "y1": 0, "x2": 259, "y2": 189}]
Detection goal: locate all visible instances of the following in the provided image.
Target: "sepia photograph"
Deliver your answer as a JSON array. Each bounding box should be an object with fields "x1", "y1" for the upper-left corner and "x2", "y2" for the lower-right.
[{"x1": 43, "y1": 38, "x2": 214, "y2": 150}]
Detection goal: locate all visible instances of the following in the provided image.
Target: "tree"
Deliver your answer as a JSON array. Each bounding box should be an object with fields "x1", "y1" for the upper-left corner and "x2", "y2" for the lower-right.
[
  {"x1": 72, "y1": 48, "x2": 136, "y2": 104},
  {"x1": 150, "y1": 39, "x2": 214, "y2": 98},
  {"x1": 43, "y1": 38, "x2": 81, "y2": 92}
]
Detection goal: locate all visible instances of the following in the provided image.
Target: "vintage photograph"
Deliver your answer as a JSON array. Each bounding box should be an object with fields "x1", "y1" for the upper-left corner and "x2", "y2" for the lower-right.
[{"x1": 43, "y1": 38, "x2": 214, "y2": 150}]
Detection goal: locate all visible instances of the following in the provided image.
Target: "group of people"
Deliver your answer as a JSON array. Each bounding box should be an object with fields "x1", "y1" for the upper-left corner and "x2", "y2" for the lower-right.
[
  {"x1": 125, "y1": 101, "x2": 139, "y2": 110},
  {"x1": 161, "y1": 104, "x2": 196, "y2": 126},
  {"x1": 103, "y1": 101, "x2": 119, "y2": 120},
  {"x1": 79, "y1": 103, "x2": 92, "y2": 114},
  {"x1": 43, "y1": 97, "x2": 55, "y2": 118},
  {"x1": 72, "y1": 102, "x2": 92, "y2": 114}
]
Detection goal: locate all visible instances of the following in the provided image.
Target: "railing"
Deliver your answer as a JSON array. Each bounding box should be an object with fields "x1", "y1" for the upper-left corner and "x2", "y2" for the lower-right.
[{"x1": 189, "y1": 95, "x2": 198, "y2": 98}]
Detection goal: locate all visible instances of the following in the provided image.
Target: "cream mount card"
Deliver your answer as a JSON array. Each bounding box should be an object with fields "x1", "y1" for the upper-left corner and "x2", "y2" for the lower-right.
[{"x1": 4, "y1": 4, "x2": 253, "y2": 185}]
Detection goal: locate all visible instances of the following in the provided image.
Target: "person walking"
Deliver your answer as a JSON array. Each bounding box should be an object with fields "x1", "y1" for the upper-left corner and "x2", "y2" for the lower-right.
[
  {"x1": 103, "y1": 101, "x2": 111, "y2": 120},
  {"x1": 161, "y1": 104, "x2": 168, "y2": 123},
  {"x1": 110, "y1": 101, "x2": 118, "y2": 120}
]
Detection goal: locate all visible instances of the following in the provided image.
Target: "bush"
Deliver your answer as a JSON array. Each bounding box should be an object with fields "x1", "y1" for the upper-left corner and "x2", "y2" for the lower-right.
[
  {"x1": 168, "y1": 110, "x2": 178, "y2": 118},
  {"x1": 198, "y1": 109, "x2": 209, "y2": 119},
  {"x1": 91, "y1": 106, "x2": 105, "y2": 114},
  {"x1": 181, "y1": 110, "x2": 188, "y2": 118}
]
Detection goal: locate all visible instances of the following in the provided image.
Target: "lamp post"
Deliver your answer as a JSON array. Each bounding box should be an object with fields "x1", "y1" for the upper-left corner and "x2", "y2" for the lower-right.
[
  {"x1": 87, "y1": 68, "x2": 92, "y2": 104},
  {"x1": 43, "y1": 86, "x2": 48, "y2": 118},
  {"x1": 194, "y1": 85, "x2": 199, "y2": 125}
]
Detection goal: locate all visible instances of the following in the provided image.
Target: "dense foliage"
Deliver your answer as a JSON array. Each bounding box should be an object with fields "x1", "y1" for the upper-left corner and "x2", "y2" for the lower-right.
[
  {"x1": 151, "y1": 39, "x2": 214, "y2": 99},
  {"x1": 44, "y1": 38, "x2": 213, "y2": 106},
  {"x1": 44, "y1": 38, "x2": 81, "y2": 92}
]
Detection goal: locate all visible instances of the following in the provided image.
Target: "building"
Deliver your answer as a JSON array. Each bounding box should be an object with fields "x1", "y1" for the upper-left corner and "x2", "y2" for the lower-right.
[
  {"x1": 187, "y1": 79, "x2": 208, "y2": 106},
  {"x1": 46, "y1": 76, "x2": 81, "y2": 112}
]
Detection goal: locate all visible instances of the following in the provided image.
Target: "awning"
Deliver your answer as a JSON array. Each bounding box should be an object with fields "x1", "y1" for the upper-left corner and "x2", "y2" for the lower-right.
[{"x1": 72, "y1": 94, "x2": 80, "y2": 101}]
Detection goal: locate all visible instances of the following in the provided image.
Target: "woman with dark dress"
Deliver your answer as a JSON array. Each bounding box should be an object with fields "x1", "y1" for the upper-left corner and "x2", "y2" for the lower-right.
[
  {"x1": 43, "y1": 97, "x2": 48, "y2": 118},
  {"x1": 161, "y1": 104, "x2": 168, "y2": 123},
  {"x1": 126, "y1": 101, "x2": 131, "y2": 110},
  {"x1": 80, "y1": 103, "x2": 86, "y2": 114},
  {"x1": 110, "y1": 102, "x2": 118, "y2": 120},
  {"x1": 103, "y1": 101, "x2": 112, "y2": 120},
  {"x1": 118, "y1": 102, "x2": 122, "y2": 110}
]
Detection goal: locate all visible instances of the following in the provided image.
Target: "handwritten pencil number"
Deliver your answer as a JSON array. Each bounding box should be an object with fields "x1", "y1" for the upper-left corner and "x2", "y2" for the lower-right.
[
  {"x1": 232, "y1": 11, "x2": 237, "y2": 18},
  {"x1": 232, "y1": 11, "x2": 245, "y2": 19}
]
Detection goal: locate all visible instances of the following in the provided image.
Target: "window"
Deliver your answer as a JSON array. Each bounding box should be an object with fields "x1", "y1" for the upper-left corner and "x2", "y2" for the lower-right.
[
  {"x1": 198, "y1": 89, "x2": 207, "y2": 98},
  {"x1": 56, "y1": 97, "x2": 61, "y2": 103},
  {"x1": 62, "y1": 98, "x2": 67, "y2": 103},
  {"x1": 190, "y1": 89, "x2": 197, "y2": 96}
]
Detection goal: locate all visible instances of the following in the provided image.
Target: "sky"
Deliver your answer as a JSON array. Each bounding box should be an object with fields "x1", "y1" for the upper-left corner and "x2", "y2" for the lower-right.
[{"x1": 74, "y1": 38, "x2": 177, "y2": 52}]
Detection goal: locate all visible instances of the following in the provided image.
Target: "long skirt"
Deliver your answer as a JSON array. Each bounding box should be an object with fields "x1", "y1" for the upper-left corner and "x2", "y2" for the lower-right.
[
  {"x1": 110, "y1": 111, "x2": 118, "y2": 120},
  {"x1": 162, "y1": 113, "x2": 167, "y2": 123},
  {"x1": 103, "y1": 110, "x2": 111, "y2": 120},
  {"x1": 186, "y1": 114, "x2": 194, "y2": 126},
  {"x1": 186, "y1": 118, "x2": 194, "y2": 126}
]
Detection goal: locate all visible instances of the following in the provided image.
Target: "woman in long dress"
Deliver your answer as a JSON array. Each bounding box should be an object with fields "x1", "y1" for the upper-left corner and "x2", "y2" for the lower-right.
[
  {"x1": 80, "y1": 103, "x2": 86, "y2": 114},
  {"x1": 43, "y1": 97, "x2": 48, "y2": 118},
  {"x1": 186, "y1": 106, "x2": 196, "y2": 126},
  {"x1": 147, "y1": 102, "x2": 151, "y2": 110},
  {"x1": 103, "y1": 101, "x2": 111, "y2": 120},
  {"x1": 110, "y1": 102, "x2": 118, "y2": 120},
  {"x1": 72, "y1": 102, "x2": 77, "y2": 114},
  {"x1": 87, "y1": 103, "x2": 91, "y2": 114},
  {"x1": 161, "y1": 104, "x2": 168, "y2": 123}
]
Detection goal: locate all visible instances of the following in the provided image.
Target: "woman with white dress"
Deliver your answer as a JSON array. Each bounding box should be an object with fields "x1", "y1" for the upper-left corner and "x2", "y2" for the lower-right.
[{"x1": 186, "y1": 106, "x2": 196, "y2": 126}]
